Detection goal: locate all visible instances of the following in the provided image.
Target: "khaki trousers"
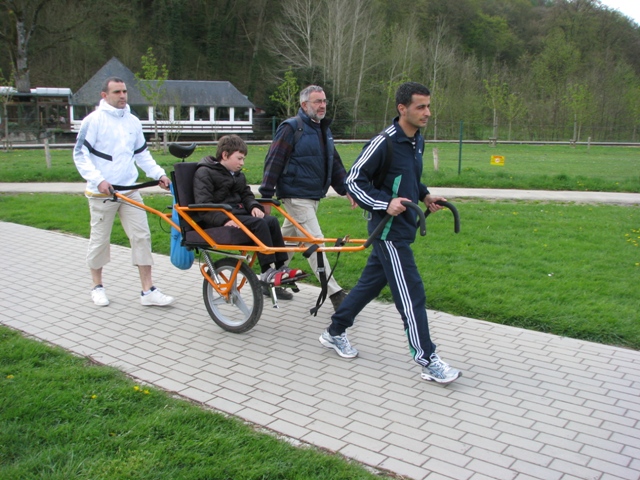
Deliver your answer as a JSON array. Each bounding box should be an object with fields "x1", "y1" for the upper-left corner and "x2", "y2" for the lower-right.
[
  {"x1": 281, "y1": 198, "x2": 342, "y2": 296},
  {"x1": 86, "y1": 191, "x2": 154, "y2": 269}
]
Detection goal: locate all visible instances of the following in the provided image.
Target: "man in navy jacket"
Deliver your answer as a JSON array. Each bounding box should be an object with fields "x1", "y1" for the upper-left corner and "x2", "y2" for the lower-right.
[
  {"x1": 319, "y1": 82, "x2": 461, "y2": 384},
  {"x1": 260, "y1": 85, "x2": 354, "y2": 308}
]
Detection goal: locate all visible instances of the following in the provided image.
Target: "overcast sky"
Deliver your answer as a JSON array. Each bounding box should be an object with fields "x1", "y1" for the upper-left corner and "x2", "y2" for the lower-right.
[{"x1": 598, "y1": 0, "x2": 640, "y2": 26}]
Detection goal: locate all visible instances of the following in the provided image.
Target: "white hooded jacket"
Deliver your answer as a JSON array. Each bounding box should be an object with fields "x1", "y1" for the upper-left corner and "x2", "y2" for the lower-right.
[{"x1": 73, "y1": 99, "x2": 166, "y2": 195}]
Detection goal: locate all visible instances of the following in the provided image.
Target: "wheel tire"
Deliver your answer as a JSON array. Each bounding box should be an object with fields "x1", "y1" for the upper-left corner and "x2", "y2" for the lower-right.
[{"x1": 202, "y1": 258, "x2": 263, "y2": 333}]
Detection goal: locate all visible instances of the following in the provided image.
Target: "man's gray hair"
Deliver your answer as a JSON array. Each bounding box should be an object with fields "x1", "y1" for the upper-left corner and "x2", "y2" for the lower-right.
[{"x1": 300, "y1": 85, "x2": 324, "y2": 104}]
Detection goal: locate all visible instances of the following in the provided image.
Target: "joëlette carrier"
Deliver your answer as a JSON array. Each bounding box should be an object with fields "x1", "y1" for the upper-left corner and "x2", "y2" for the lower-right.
[{"x1": 108, "y1": 143, "x2": 460, "y2": 334}]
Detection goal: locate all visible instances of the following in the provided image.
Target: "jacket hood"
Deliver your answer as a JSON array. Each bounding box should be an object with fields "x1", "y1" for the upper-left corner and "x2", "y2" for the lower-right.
[
  {"x1": 197, "y1": 155, "x2": 219, "y2": 168},
  {"x1": 98, "y1": 99, "x2": 131, "y2": 117}
]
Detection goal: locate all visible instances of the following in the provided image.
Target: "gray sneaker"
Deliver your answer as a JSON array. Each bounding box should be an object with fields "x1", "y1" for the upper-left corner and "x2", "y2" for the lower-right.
[
  {"x1": 421, "y1": 353, "x2": 461, "y2": 384},
  {"x1": 319, "y1": 330, "x2": 359, "y2": 358}
]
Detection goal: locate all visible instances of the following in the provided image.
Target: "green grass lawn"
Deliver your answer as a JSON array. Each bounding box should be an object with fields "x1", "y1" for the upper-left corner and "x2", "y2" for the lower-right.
[
  {"x1": 1, "y1": 143, "x2": 639, "y2": 192},
  {"x1": 0, "y1": 327, "x2": 383, "y2": 480}
]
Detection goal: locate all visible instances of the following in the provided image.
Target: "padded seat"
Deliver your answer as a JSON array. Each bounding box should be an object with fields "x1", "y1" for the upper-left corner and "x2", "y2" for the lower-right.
[
  {"x1": 183, "y1": 226, "x2": 252, "y2": 246},
  {"x1": 171, "y1": 162, "x2": 254, "y2": 248}
]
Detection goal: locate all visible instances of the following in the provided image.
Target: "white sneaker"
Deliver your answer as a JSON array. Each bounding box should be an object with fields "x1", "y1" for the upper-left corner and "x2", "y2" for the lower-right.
[
  {"x1": 141, "y1": 287, "x2": 175, "y2": 306},
  {"x1": 91, "y1": 285, "x2": 109, "y2": 306}
]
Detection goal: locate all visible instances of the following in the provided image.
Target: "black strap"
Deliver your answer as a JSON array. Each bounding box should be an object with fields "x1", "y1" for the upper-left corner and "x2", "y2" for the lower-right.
[
  {"x1": 373, "y1": 131, "x2": 393, "y2": 189},
  {"x1": 309, "y1": 250, "x2": 327, "y2": 317},
  {"x1": 293, "y1": 115, "x2": 304, "y2": 146},
  {"x1": 282, "y1": 115, "x2": 304, "y2": 175},
  {"x1": 307, "y1": 236, "x2": 347, "y2": 317}
]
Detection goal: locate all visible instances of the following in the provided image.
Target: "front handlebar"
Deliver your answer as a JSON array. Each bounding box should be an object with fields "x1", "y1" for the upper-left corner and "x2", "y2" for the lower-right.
[
  {"x1": 363, "y1": 200, "x2": 459, "y2": 248},
  {"x1": 426, "y1": 200, "x2": 460, "y2": 233}
]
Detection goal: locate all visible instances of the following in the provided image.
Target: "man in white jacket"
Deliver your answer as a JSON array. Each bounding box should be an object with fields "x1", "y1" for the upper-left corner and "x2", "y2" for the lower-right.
[{"x1": 73, "y1": 77, "x2": 175, "y2": 307}]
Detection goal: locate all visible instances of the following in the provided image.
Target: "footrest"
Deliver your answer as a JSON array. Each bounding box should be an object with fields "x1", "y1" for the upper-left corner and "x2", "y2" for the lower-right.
[
  {"x1": 279, "y1": 272, "x2": 310, "y2": 285},
  {"x1": 259, "y1": 272, "x2": 310, "y2": 287}
]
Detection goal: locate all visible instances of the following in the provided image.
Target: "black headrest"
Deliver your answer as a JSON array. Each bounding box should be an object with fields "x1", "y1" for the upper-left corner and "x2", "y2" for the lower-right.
[
  {"x1": 169, "y1": 143, "x2": 196, "y2": 160},
  {"x1": 172, "y1": 162, "x2": 199, "y2": 207}
]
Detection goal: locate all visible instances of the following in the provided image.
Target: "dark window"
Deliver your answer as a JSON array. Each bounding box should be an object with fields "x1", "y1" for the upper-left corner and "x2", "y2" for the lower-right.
[
  {"x1": 154, "y1": 107, "x2": 167, "y2": 120},
  {"x1": 73, "y1": 105, "x2": 93, "y2": 121},
  {"x1": 174, "y1": 106, "x2": 190, "y2": 121},
  {"x1": 216, "y1": 107, "x2": 230, "y2": 121},
  {"x1": 195, "y1": 106, "x2": 210, "y2": 121},
  {"x1": 235, "y1": 108, "x2": 250, "y2": 121},
  {"x1": 130, "y1": 106, "x2": 149, "y2": 120}
]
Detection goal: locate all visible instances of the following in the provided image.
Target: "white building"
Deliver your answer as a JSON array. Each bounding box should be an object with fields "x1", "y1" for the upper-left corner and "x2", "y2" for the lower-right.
[{"x1": 70, "y1": 57, "x2": 254, "y2": 136}]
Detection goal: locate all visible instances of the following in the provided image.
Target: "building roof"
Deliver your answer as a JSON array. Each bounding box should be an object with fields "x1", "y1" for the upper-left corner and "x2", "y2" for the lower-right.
[
  {"x1": 0, "y1": 87, "x2": 71, "y2": 96},
  {"x1": 31, "y1": 88, "x2": 72, "y2": 96},
  {"x1": 71, "y1": 57, "x2": 254, "y2": 108}
]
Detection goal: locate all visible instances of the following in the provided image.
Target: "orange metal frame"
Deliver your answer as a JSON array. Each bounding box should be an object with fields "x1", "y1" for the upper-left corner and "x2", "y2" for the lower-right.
[{"x1": 114, "y1": 192, "x2": 370, "y2": 300}]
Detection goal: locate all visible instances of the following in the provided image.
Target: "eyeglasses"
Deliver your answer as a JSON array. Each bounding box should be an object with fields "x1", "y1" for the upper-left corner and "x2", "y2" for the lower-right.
[{"x1": 309, "y1": 99, "x2": 329, "y2": 105}]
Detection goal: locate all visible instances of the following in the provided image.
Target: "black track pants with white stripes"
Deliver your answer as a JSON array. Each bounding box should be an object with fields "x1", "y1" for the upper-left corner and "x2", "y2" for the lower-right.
[{"x1": 329, "y1": 238, "x2": 436, "y2": 366}]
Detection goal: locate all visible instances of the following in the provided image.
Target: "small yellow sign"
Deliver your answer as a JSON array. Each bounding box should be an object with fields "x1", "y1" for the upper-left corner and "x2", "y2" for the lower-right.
[{"x1": 490, "y1": 155, "x2": 505, "y2": 166}]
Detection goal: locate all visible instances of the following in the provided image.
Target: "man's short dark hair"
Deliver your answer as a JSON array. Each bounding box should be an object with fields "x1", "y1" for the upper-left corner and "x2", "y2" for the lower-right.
[
  {"x1": 216, "y1": 134, "x2": 248, "y2": 161},
  {"x1": 395, "y1": 82, "x2": 431, "y2": 113},
  {"x1": 101, "y1": 77, "x2": 126, "y2": 93}
]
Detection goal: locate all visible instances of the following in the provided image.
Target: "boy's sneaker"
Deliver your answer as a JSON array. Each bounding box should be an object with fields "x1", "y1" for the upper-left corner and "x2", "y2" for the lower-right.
[
  {"x1": 91, "y1": 285, "x2": 109, "y2": 306},
  {"x1": 421, "y1": 353, "x2": 461, "y2": 384},
  {"x1": 141, "y1": 287, "x2": 175, "y2": 306},
  {"x1": 319, "y1": 330, "x2": 359, "y2": 358},
  {"x1": 259, "y1": 267, "x2": 278, "y2": 283}
]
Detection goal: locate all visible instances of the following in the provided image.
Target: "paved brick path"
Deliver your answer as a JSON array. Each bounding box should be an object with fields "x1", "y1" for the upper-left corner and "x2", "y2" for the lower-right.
[{"x1": 1, "y1": 221, "x2": 639, "y2": 480}]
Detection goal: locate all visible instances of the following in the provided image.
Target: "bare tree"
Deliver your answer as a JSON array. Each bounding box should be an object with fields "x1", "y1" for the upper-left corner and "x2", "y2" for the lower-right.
[
  {"x1": 267, "y1": 0, "x2": 380, "y2": 136},
  {"x1": 629, "y1": 84, "x2": 640, "y2": 142},
  {"x1": 381, "y1": 20, "x2": 422, "y2": 126},
  {"x1": 0, "y1": 0, "x2": 52, "y2": 92},
  {"x1": 320, "y1": 0, "x2": 349, "y2": 93},
  {"x1": 267, "y1": 0, "x2": 321, "y2": 70},
  {"x1": 483, "y1": 74, "x2": 507, "y2": 144},
  {"x1": 0, "y1": 0, "x2": 85, "y2": 92},
  {"x1": 424, "y1": 18, "x2": 456, "y2": 140},
  {"x1": 350, "y1": 4, "x2": 380, "y2": 135},
  {"x1": 0, "y1": 68, "x2": 14, "y2": 150},
  {"x1": 320, "y1": 0, "x2": 379, "y2": 126},
  {"x1": 501, "y1": 90, "x2": 527, "y2": 141}
]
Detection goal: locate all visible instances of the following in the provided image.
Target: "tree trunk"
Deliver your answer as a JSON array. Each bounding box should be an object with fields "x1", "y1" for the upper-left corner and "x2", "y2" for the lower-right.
[
  {"x1": 3, "y1": 103, "x2": 11, "y2": 150},
  {"x1": 15, "y1": 18, "x2": 31, "y2": 92}
]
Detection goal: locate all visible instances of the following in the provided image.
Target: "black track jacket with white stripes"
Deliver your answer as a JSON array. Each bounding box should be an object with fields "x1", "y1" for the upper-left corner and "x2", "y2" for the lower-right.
[{"x1": 346, "y1": 117, "x2": 430, "y2": 243}]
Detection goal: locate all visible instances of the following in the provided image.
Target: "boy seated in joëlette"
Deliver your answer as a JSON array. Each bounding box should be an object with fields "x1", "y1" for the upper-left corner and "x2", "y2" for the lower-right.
[{"x1": 192, "y1": 135, "x2": 305, "y2": 285}]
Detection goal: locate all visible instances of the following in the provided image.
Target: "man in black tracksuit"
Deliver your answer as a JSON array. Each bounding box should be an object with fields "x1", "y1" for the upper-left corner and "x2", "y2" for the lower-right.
[{"x1": 318, "y1": 82, "x2": 461, "y2": 384}]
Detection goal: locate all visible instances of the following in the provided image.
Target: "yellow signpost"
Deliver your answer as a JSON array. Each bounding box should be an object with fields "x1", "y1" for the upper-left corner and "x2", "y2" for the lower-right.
[{"x1": 490, "y1": 155, "x2": 505, "y2": 166}]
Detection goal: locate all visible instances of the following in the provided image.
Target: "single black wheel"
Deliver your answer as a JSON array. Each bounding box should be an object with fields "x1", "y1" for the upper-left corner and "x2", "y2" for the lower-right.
[{"x1": 202, "y1": 258, "x2": 263, "y2": 333}]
